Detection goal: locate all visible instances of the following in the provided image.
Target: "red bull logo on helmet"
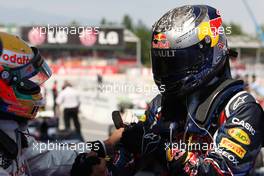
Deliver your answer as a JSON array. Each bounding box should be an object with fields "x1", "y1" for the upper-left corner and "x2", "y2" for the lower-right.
[
  {"x1": 153, "y1": 33, "x2": 167, "y2": 41},
  {"x1": 152, "y1": 33, "x2": 170, "y2": 49}
]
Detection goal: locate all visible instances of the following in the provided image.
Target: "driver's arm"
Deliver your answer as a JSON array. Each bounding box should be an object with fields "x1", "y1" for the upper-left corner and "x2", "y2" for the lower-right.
[{"x1": 24, "y1": 128, "x2": 124, "y2": 176}]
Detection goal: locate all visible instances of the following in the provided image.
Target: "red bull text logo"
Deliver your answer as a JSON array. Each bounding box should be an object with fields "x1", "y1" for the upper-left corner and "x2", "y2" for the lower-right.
[{"x1": 152, "y1": 33, "x2": 170, "y2": 49}]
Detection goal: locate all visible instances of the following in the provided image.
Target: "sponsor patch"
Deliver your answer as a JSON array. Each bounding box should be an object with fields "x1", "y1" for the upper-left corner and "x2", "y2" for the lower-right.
[
  {"x1": 233, "y1": 95, "x2": 248, "y2": 110},
  {"x1": 152, "y1": 33, "x2": 170, "y2": 49},
  {"x1": 228, "y1": 128, "x2": 250, "y2": 145},
  {"x1": 0, "y1": 49, "x2": 33, "y2": 67},
  {"x1": 215, "y1": 148, "x2": 239, "y2": 165},
  {"x1": 219, "y1": 138, "x2": 246, "y2": 159},
  {"x1": 152, "y1": 49, "x2": 177, "y2": 58},
  {"x1": 166, "y1": 147, "x2": 185, "y2": 162},
  {"x1": 232, "y1": 117, "x2": 256, "y2": 136},
  {"x1": 217, "y1": 41, "x2": 224, "y2": 49}
]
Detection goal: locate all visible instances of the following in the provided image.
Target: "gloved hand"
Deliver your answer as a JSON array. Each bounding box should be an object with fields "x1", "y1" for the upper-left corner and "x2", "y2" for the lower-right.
[
  {"x1": 113, "y1": 143, "x2": 134, "y2": 169},
  {"x1": 120, "y1": 122, "x2": 161, "y2": 156},
  {"x1": 105, "y1": 128, "x2": 124, "y2": 146}
]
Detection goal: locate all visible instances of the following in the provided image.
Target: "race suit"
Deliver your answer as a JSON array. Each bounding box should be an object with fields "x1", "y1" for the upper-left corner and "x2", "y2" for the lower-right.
[
  {"x1": 120, "y1": 89, "x2": 264, "y2": 175},
  {"x1": 0, "y1": 120, "x2": 105, "y2": 176}
]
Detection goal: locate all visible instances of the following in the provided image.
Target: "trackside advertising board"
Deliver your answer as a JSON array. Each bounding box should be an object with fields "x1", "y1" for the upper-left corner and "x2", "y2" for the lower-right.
[{"x1": 20, "y1": 26, "x2": 124, "y2": 49}]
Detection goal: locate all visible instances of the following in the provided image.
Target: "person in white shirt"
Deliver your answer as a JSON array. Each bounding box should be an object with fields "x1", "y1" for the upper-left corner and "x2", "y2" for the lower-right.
[{"x1": 56, "y1": 81, "x2": 81, "y2": 135}]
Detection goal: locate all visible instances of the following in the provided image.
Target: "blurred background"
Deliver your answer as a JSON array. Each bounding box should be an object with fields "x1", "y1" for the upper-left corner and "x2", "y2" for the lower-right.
[{"x1": 0, "y1": 0, "x2": 264, "y2": 144}]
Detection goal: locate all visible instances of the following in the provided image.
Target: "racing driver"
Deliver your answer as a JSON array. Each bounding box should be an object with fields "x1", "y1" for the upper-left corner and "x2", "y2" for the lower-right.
[
  {"x1": 118, "y1": 5, "x2": 264, "y2": 176},
  {"x1": 0, "y1": 32, "x2": 123, "y2": 176}
]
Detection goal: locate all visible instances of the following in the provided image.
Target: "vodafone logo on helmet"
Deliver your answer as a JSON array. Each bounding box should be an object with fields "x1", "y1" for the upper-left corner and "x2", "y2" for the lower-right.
[{"x1": 0, "y1": 50, "x2": 33, "y2": 67}]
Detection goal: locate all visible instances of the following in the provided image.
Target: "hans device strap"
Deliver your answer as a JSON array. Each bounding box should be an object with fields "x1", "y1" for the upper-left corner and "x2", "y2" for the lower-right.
[{"x1": 195, "y1": 79, "x2": 244, "y2": 128}]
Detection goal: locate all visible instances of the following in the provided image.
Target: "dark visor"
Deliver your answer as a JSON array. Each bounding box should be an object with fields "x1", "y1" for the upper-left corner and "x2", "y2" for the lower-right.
[{"x1": 151, "y1": 43, "x2": 212, "y2": 78}]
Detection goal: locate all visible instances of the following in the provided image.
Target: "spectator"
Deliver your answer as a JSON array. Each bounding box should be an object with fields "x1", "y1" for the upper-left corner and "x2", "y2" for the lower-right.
[
  {"x1": 251, "y1": 74, "x2": 257, "y2": 89},
  {"x1": 244, "y1": 74, "x2": 249, "y2": 85},
  {"x1": 40, "y1": 84, "x2": 47, "y2": 111},
  {"x1": 250, "y1": 74, "x2": 264, "y2": 96},
  {"x1": 97, "y1": 74, "x2": 103, "y2": 97},
  {"x1": 97, "y1": 74, "x2": 103, "y2": 91},
  {"x1": 56, "y1": 81, "x2": 82, "y2": 136}
]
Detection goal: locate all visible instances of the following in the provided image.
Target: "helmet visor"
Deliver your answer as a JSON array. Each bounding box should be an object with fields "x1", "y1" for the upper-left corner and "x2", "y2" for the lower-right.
[
  {"x1": 13, "y1": 47, "x2": 52, "y2": 86},
  {"x1": 151, "y1": 43, "x2": 211, "y2": 79},
  {"x1": 28, "y1": 61, "x2": 51, "y2": 85}
]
